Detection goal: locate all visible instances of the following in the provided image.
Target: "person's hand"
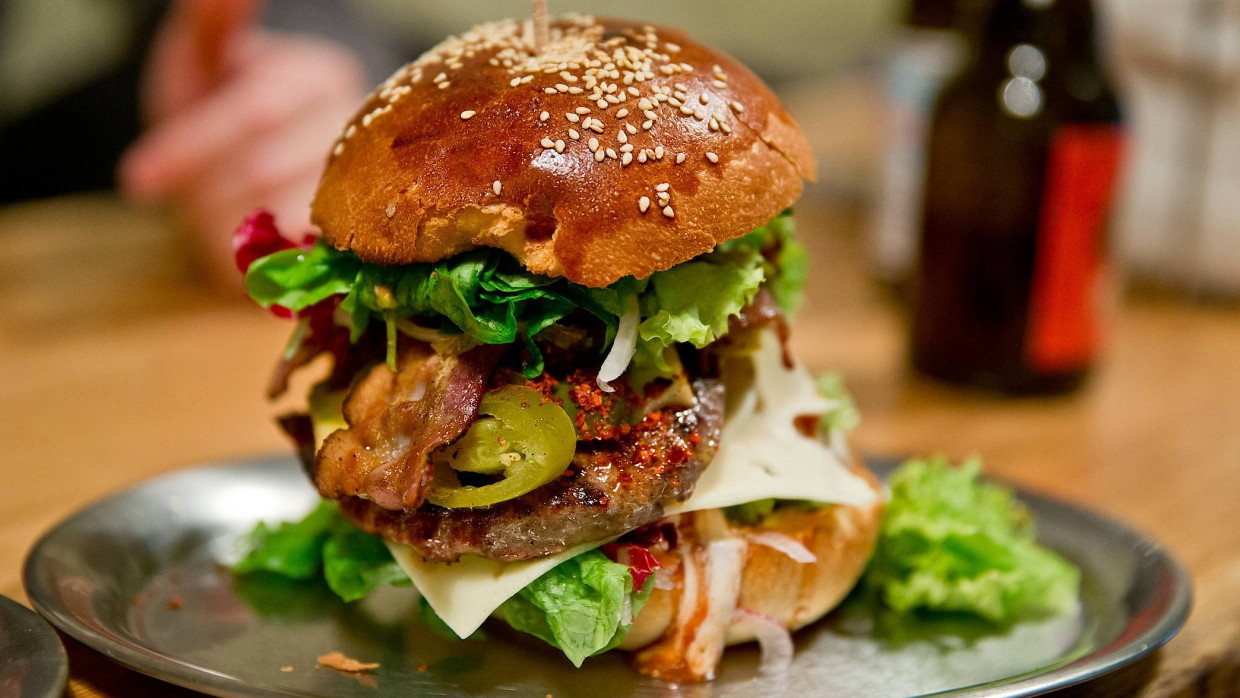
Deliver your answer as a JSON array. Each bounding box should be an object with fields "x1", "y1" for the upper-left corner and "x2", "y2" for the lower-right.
[{"x1": 119, "y1": 0, "x2": 367, "y2": 289}]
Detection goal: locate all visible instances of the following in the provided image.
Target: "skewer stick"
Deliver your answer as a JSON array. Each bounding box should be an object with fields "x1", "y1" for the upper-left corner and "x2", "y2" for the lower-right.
[{"x1": 532, "y1": 0, "x2": 549, "y2": 51}]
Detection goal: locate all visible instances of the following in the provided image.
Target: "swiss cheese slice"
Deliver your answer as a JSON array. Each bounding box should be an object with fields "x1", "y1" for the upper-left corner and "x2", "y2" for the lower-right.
[{"x1": 383, "y1": 329, "x2": 877, "y2": 638}]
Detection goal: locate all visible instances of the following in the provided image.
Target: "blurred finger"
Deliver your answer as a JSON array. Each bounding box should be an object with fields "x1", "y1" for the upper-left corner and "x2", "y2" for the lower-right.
[
  {"x1": 120, "y1": 44, "x2": 359, "y2": 199},
  {"x1": 180, "y1": 0, "x2": 263, "y2": 75}
]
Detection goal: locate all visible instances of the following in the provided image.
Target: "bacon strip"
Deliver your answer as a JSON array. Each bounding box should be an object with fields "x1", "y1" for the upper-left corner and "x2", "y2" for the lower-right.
[{"x1": 312, "y1": 342, "x2": 502, "y2": 510}]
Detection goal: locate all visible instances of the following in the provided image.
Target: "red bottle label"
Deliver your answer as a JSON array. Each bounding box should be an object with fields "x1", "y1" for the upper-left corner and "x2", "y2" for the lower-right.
[{"x1": 1025, "y1": 124, "x2": 1124, "y2": 373}]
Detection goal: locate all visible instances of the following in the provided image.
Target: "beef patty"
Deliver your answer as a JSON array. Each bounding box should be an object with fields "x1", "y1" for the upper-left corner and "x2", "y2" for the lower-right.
[{"x1": 338, "y1": 378, "x2": 725, "y2": 562}]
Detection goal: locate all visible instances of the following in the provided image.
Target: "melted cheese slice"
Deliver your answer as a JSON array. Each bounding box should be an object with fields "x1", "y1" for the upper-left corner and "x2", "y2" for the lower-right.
[{"x1": 319, "y1": 329, "x2": 876, "y2": 639}]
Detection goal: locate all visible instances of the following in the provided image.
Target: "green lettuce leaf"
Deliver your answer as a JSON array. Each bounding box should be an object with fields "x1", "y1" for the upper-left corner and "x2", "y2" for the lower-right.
[
  {"x1": 244, "y1": 213, "x2": 800, "y2": 378},
  {"x1": 322, "y1": 522, "x2": 412, "y2": 602},
  {"x1": 497, "y1": 550, "x2": 653, "y2": 667},
  {"x1": 233, "y1": 500, "x2": 338, "y2": 579},
  {"x1": 718, "y1": 210, "x2": 808, "y2": 313},
  {"x1": 816, "y1": 373, "x2": 860, "y2": 433},
  {"x1": 864, "y1": 457, "x2": 1080, "y2": 624},
  {"x1": 233, "y1": 501, "x2": 411, "y2": 601}
]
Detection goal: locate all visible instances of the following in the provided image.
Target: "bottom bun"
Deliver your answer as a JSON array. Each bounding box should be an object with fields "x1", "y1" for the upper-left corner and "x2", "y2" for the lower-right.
[{"x1": 620, "y1": 462, "x2": 884, "y2": 651}]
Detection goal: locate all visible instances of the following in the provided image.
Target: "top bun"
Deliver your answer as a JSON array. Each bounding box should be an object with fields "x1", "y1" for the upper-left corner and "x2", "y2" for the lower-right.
[{"x1": 312, "y1": 15, "x2": 815, "y2": 288}]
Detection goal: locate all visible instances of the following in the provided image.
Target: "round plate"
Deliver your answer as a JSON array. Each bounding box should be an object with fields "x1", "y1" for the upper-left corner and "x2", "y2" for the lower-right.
[
  {"x1": 24, "y1": 455, "x2": 1190, "y2": 697},
  {"x1": 0, "y1": 594, "x2": 69, "y2": 698}
]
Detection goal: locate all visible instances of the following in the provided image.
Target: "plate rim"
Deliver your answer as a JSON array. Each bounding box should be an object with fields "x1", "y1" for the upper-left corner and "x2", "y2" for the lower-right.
[
  {"x1": 0, "y1": 593, "x2": 70, "y2": 698},
  {"x1": 23, "y1": 454, "x2": 1192, "y2": 698}
]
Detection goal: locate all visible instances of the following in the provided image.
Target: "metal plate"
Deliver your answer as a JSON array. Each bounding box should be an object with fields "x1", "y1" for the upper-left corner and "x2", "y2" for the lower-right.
[
  {"x1": 24, "y1": 455, "x2": 1190, "y2": 697},
  {"x1": 0, "y1": 594, "x2": 69, "y2": 698}
]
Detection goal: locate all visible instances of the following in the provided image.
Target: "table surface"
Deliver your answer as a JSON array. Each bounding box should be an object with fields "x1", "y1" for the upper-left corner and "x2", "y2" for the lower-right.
[{"x1": 2, "y1": 194, "x2": 1237, "y2": 697}]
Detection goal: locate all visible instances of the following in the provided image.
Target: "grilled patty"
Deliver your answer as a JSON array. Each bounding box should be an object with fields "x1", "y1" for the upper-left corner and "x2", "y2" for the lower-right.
[{"x1": 339, "y1": 378, "x2": 725, "y2": 562}]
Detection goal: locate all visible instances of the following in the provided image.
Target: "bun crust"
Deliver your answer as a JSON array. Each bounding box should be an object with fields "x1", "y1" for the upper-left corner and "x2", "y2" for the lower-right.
[
  {"x1": 620, "y1": 463, "x2": 883, "y2": 650},
  {"x1": 313, "y1": 16, "x2": 815, "y2": 287}
]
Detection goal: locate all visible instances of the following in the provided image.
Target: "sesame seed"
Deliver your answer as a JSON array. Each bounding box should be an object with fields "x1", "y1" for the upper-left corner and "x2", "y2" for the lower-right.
[
  {"x1": 669, "y1": 97, "x2": 683, "y2": 108},
  {"x1": 709, "y1": 117, "x2": 719, "y2": 130},
  {"x1": 605, "y1": 148, "x2": 617, "y2": 159},
  {"x1": 541, "y1": 138, "x2": 555, "y2": 148},
  {"x1": 568, "y1": 128, "x2": 580, "y2": 140},
  {"x1": 720, "y1": 122, "x2": 732, "y2": 134},
  {"x1": 666, "y1": 42, "x2": 681, "y2": 52},
  {"x1": 639, "y1": 196, "x2": 651, "y2": 212},
  {"x1": 655, "y1": 145, "x2": 664, "y2": 159},
  {"x1": 625, "y1": 123, "x2": 637, "y2": 135},
  {"x1": 620, "y1": 143, "x2": 634, "y2": 152},
  {"x1": 643, "y1": 109, "x2": 657, "y2": 121},
  {"x1": 700, "y1": 93, "x2": 710, "y2": 105},
  {"x1": 556, "y1": 83, "x2": 569, "y2": 92},
  {"x1": 618, "y1": 131, "x2": 628, "y2": 144},
  {"x1": 540, "y1": 111, "x2": 550, "y2": 121},
  {"x1": 545, "y1": 88, "x2": 558, "y2": 94},
  {"x1": 622, "y1": 152, "x2": 633, "y2": 166},
  {"x1": 706, "y1": 151, "x2": 720, "y2": 163},
  {"x1": 509, "y1": 77, "x2": 521, "y2": 87},
  {"x1": 658, "y1": 192, "x2": 670, "y2": 205},
  {"x1": 492, "y1": 180, "x2": 502, "y2": 195},
  {"x1": 638, "y1": 152, "x2": 648, "y2": 162},
  {"x1": 656, "y1": 182, "x2": 670, "y2": 192},
  {"x1": 438, "y1": 82, "x2": 450, "y2": 89},
  {"x1": 627, "y1": 86, "x2": 640, "y2": 96},
  {"x1": 597, "y1": 98, "x2": 609, "y2": 108},
  {"x1": 617, "y1": 108, "x2": 629, "y2": 118},
  {"x1": 676, "y1": 152, "x2": 687, "y2": 164},
  {"x1": 576, "y1": 106, "x2": 591, "y2": 114},
  {"x1": 332, "y1": 142, "x2": 344, "y2": 156},
  {"x1": 730, "y1": 100, "x2": 745, "y2": 113},
  {"x1": 713, "y1": 79, "x2": 727, "y2": 89},
  {"x1": 568, "y1": 86, "x2": 584, "y2": 94},
  {"x1": 662, "y1": 205, "x2": 675, "y2": 218},
  {"x1": 566, "y1": 113, "x2": 580, "y2": 123},
  {"x1": 434, "y1": 72, "x2": 447, "y2": 83},
  {"x1": 460, "y1": 110, "x2": 476, "y2": 120},
  {"x1": 555, "y1": 140, "x2": 565, "y2": 153},
  {"x1": 638, "y1": 98, "x2": 653, "y2": 110},
  {"x1": 594, "y1": 150, "x2": 606, "y2": 162},
  {"x1": 588, "y1": 137, "x2": 599, "y2": 151}
]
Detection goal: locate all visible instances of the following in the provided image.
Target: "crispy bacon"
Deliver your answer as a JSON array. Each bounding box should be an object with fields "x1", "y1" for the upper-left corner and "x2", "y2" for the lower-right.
[{"x1": 311, "y1": 342, "x2": 503, "y2": 511}]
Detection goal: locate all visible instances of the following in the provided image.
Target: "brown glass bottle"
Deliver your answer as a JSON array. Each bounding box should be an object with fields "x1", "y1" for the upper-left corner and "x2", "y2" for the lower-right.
[{"x1": 910, "y1": 0, "x2": 1123, "y2": 394}]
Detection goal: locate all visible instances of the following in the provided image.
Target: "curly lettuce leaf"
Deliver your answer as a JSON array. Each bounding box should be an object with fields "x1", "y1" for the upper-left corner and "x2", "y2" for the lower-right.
[
  {"x1": 718, "y1": 210, "x2": 808, "y2": 313},
  {"x1": 864, "y1": 457, "x2": 1080, "y2": 624},
  {"x1": 322, "y1": 523, "x2": 412, "y2": 602},
  {"x1": 497, "y1": 550, "x2": 654, "y2": 667},
  {"x1": 243, "y1": 211, "x2": 802, "y2": 378},
  {"x1": 816, "y1": 373, "x2": 860, "y2": 433}
]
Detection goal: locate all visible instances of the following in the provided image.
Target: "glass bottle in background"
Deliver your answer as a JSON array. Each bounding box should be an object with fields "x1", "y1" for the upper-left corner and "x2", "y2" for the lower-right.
[{"x1": 909, "y1": 0, "x2": 1124, "y2": 394}]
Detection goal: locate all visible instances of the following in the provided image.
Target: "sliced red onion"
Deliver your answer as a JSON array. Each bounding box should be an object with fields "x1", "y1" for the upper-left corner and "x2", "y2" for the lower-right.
[
  {"x1": 731, "y1": 609, "x2": 794, "y2": 676},
  {"x1": 744, "y1": 531, "x2": 817, "y2": 564},
  {"x1": 597, "y1": 296, "x2": 639, "y2": 392}
]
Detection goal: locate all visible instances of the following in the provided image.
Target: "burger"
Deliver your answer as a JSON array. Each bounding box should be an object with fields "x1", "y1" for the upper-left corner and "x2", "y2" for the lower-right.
[{"x1": 237, "y1": 15, "x2": 882, "y2": 681}]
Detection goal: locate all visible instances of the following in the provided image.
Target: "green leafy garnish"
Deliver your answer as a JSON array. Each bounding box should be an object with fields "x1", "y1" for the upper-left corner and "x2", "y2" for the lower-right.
[
  {"x1": 718, "y1": 210, "x2": 809, "y2": 313},
  {"x1": 864, "y1": 457, "x2": 1080, "y2": 624},
  {"x1": 497, "y1": 550, "x2": 654, "y2": 667},
  {"x1": 234, "y1": 500, "x2": 338, "y2": 579},
  {"x1": 816, "y1": 373, "x2": 860, "y2": 433},
  {"x1": 234, "y1": 501, "x2": 409, "y2": 601},
  {"x1": 244, "y1": 212, "x2": 801, "y2": 377}
]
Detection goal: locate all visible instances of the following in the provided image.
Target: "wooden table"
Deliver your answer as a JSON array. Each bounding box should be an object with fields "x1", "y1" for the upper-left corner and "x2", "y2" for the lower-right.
[{"x1": 2, "y1": 194, "x2": 1237, "y2": 697}]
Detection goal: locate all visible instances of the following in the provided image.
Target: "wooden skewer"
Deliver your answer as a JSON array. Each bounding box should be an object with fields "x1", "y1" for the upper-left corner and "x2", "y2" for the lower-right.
[{"x1": 532, "y1": 0, "x2": 549, "y2": 51}]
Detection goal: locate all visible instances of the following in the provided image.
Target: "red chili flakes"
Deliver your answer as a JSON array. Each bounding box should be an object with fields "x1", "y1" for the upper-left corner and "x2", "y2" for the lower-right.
[
  {"x1": 688, "y1": 430, "x2": 702, "y2": 445},
  {"x1": 167, "y1": 596, "x2": 183, "y2": 611}
]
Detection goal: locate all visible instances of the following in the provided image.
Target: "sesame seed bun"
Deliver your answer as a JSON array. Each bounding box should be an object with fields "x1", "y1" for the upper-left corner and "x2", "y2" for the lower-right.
[
  {"x1": 312, "y1": 15, "x2": 815, "y2": 288},
  {"x1": 618, "y1": 462, "x2": 883, "y2": 653}
]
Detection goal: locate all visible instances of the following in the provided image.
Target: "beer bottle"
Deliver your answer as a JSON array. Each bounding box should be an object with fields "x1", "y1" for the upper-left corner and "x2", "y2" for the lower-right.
[{"x1": 909, "y1": 0, "x2": 1124, "y2": 394}]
